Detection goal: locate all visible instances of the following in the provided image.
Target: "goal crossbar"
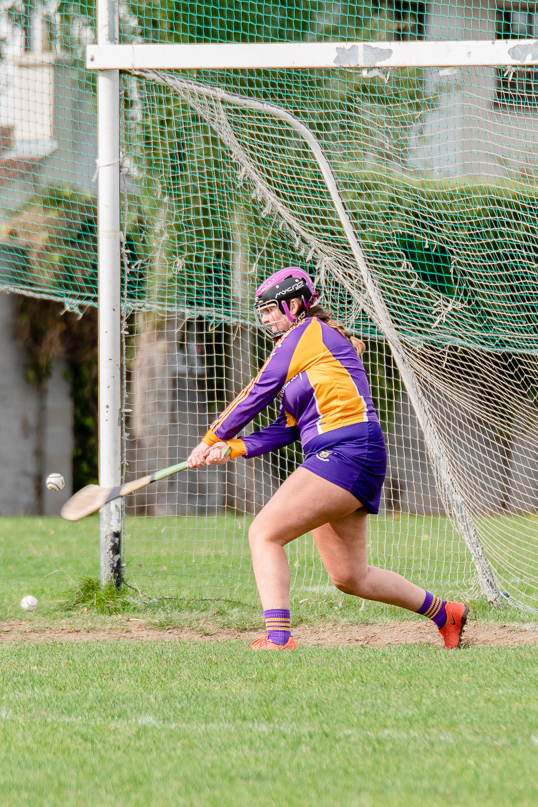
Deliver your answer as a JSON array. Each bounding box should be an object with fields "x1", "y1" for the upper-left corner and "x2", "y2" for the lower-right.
[{"x1": 86, "y1": 39, "x2": 538, "y2": 71}]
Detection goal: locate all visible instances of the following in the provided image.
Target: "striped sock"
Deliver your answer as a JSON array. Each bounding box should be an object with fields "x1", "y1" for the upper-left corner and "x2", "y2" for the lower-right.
[
  {"x1": 264, "y1": 608, "x2": 291, "y2": 645},
  {"x1": 416, "y1": 591, "x2": 447, "y2": 629}
]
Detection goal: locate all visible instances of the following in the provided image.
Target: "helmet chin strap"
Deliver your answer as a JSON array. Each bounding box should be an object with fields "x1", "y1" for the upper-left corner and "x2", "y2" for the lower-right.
[
  {"x1": 279, "y1": 297, "x2": 309, "y2": 323},
  {"x1": 280, "y1": 300, "x2": 296, "y2": 322}
]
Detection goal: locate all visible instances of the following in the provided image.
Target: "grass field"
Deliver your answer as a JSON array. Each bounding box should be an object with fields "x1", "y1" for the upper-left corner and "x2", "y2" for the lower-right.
[{"x1": 0, "y1": 516, "x2": 537, "y2": 806}]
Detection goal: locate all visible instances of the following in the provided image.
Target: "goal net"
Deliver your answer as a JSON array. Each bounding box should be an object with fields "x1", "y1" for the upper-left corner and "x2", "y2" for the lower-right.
[{"x1": 117, "y1": 57, "x2": 538, "y2": 611}]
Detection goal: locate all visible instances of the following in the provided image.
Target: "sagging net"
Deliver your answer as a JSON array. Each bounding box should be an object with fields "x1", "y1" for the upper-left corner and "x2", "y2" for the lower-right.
[{"x1": 119, "y1": 65, "x2": 538, "y2": 610}]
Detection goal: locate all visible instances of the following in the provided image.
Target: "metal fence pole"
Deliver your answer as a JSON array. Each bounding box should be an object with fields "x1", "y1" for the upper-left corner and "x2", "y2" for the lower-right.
[{"x1": 97, "y1": 0, "x2": 122, "y2": 586}]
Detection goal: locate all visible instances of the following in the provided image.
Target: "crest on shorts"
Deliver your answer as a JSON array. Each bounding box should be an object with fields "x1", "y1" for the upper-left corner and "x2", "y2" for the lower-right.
[{"x1": 316, "y1": 450, "x2": 332, "y2": 462}]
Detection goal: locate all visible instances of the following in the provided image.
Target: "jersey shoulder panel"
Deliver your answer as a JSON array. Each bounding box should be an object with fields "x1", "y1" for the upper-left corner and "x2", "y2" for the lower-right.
[{"x1": 285, "y1": 318, "x2": 324, "y2": 382}]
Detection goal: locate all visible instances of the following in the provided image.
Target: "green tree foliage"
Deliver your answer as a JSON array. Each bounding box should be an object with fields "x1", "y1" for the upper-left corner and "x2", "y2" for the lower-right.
[
  {"x1": 0, "y1": 186, "x2": 97, "y2": 299},
  {"x1": 343, "y1": 174, "x2": 538, "y2": 350},
  {"x1": 47, "y1": 2, "x2": 429, "y2": 320},
  {"x1": 58, "y1": 1, "x2": 425, "y2": 47}
]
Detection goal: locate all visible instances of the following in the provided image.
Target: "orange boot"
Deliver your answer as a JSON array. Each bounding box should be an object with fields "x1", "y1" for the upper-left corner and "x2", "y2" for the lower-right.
[
  {"x1": 250, "y1": 635, "x2": 297, "y2": 650},
  {"x1": 438, "y1": 602, "x2": 469, "y2": 649}
]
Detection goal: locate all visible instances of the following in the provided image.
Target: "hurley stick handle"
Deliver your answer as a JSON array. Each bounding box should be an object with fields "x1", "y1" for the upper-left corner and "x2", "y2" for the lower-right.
[
  {"x1": 115, "y1": 461, "x2": 190, "y2": 498},
  {"x1": 152, "y1": 460, "x2": 189, "y2": 482}
]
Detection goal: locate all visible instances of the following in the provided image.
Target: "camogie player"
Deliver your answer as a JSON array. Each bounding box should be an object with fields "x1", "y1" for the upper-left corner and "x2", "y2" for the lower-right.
[{"x1": 187, "y1": 267, "x2": 468, "y2": 650}]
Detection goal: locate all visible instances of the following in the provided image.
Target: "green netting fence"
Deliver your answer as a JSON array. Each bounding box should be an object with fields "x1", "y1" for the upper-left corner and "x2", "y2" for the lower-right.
[{"x1": 0, "y1": 1, "x2": 538, "y2": 609}]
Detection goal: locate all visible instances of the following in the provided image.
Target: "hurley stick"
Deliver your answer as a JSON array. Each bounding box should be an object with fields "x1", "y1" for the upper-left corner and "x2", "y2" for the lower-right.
[
  {"x1": 61, "y1": 461, "x2": 190, "y2": 521},
  {"x1": 61, "y1": 445, "x2": 231, "y2": 522}
]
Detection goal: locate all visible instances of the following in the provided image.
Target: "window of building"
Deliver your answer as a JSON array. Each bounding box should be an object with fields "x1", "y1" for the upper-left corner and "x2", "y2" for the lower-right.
[{"x1": 495, "y1": 7, "x2": 538, "y2": 109}]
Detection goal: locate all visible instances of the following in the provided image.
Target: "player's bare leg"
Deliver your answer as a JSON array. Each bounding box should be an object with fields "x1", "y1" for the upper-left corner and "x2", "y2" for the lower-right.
[
  {"x1": 249, "y1": 467, "x2": 360, "y2": 649},
  {"x1": 311, "y1": 509, "x2": 425, "y2": 610},
  {"x1": 248, "y1": 467, "x2": 360, "y2": 610},
  {"x1": 249, "y1": 467, "x2": 466, "y2": 648},
  {"x1": 312, "y1": 510, "x2": 467, "y2": 647}
]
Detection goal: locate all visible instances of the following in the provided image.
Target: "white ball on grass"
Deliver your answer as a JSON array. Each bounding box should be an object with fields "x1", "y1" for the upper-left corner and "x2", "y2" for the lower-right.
[
  {"x1": 20, "y1": 595, "x2": 38, "y2": 612},
  {"x1": 46, "y1": 473, "x2": 65, "y2": 492}
]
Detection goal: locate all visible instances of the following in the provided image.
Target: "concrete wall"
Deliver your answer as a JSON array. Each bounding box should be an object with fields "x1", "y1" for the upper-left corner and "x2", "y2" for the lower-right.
[
  {"x1": 127, "y1": 315, "x2": 223, "y2": 516},
  {"x1": 507, "y1": 426, "x2": 538, "y2": 512},
  {"x1": 126, "y1": 316, "x2": 279, "y2": 517},
  {"x1": 383, "y1": 395, "x2": 444, "y2": 515},
  {"x1": 0, "y1": 293, "x2": 39, "y2": 513},
  {"x1": 0, "y1": 293, "x2": 73, "y2": 515},
  {"x1": 42, "y1": 361, "x2": 74, "y2": 517}
]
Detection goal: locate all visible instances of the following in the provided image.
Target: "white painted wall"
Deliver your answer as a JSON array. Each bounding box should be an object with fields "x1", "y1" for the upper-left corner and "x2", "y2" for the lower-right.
[{"x1": 0, "y1": 53, "x2": 97, "y2": 226}]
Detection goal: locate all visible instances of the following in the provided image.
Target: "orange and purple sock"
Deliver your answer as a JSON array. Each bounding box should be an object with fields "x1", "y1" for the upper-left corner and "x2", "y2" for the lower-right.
[
  {"x1": 264, "y1": 608, "x2": 291, "y2": 645},
  {"x1": 416, "y1": 591, "x2": 447, "y2": 629}
]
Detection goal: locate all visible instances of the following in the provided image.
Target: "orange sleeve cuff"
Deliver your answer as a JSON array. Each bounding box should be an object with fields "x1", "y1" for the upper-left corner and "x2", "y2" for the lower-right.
[
  {"x1": 202, "y1": 429, "x2": 220, "y2": 447},
  {"x1": 226, "y1": 439, "x2": 247, "y2": 459},
  {"x1": 203, "y1": 431, "x2": 246, "y2": 459}
]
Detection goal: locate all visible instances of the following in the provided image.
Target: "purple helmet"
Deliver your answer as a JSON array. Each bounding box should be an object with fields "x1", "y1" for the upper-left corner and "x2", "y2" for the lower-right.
[{"x1": 254, "y1": 268, "x2": 318, "y2": 330}]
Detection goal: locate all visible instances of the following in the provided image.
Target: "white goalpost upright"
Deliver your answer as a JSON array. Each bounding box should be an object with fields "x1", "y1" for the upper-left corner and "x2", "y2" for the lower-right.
[
  {"x1": 96, "y1": 0, "x2": 122, "y2": 586},
  {"x1": 90, "y1": 31, "x2": 538, "y2": 609}
]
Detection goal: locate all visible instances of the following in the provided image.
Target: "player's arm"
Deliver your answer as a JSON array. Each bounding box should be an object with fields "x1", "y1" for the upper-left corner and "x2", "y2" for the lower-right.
[
  {"x1": 202, "y1": 328, "x2": 302, "y2": 447},
  {"x1": 226, "y1": 407, "x2": 300, "y2": 459}
]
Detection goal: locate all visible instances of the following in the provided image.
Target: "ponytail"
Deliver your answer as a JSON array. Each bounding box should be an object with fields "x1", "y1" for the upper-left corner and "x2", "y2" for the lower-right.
[{"x1": 306, "y1": 304, "x2": 366, "y2": 358}]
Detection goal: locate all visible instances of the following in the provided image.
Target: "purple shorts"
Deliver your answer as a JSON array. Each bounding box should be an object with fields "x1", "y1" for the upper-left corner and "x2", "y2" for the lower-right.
[{"x1": 301, "y1": 422, "x2": 387, "y2": 514}]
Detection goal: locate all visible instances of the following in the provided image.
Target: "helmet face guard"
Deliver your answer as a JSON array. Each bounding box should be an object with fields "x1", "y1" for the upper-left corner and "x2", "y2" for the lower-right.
[
  {"x1": 254, "y1": 267, "x2": 318, "y2": 339},
  {"x1": 254, "y1": 300, "x2": 291, "y2": 339}
]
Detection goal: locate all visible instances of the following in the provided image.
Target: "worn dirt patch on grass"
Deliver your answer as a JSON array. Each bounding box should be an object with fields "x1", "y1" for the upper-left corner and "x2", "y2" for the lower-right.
[{"x1": 0, "y1": 619, "x2": 536, "y2": 647}]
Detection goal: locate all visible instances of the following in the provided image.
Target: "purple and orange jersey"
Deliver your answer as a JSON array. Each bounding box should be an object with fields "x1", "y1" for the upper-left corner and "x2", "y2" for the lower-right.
[{"x1": 202, "y1": 317, "x2": 379, "y2": 459}]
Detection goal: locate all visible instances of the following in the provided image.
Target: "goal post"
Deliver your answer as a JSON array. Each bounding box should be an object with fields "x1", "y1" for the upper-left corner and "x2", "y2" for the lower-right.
[
  {"x1": 96, "y1": 0, "x2": 122, "y2": 587},
  {"x1": 89, "y1": 37, "x2": 538, "y2": 610}
]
